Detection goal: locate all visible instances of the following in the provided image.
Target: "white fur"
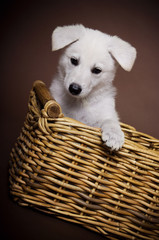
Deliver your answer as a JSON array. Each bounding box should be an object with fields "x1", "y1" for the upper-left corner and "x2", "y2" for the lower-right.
[{"x1": 50, "y1": 24, "x2": 137, "y2": 150}]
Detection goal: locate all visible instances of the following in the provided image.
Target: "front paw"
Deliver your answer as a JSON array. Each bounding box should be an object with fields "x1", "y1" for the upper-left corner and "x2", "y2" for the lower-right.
[{"x1": 102, "y1": 124, "x2": 124, "y2": 151}]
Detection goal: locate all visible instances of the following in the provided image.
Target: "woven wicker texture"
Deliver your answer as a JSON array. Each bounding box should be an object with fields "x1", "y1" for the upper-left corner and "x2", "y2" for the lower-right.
[{"x1": 9, "y1": 81, "x2": 159, "y2": 240}]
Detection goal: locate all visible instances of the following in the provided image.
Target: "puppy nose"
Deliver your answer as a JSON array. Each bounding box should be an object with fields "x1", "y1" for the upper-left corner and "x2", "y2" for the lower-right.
[{"x1": 69, "y1": 83, "x2": 82, "y2": 95}]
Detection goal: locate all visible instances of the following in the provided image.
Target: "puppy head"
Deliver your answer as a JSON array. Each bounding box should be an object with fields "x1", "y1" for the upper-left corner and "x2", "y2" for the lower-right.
[{"x1": 52, "y1": 24, "x2": 137, "y2": 98}]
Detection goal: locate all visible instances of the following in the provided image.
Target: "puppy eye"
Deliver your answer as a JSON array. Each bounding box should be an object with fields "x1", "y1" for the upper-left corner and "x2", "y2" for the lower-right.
[
  {"x1": 92, "y1": 67, "x2": 102, "y2": 74},
  {"x1": 70, "y1": 57, "x2": 79, "y2": 66}
]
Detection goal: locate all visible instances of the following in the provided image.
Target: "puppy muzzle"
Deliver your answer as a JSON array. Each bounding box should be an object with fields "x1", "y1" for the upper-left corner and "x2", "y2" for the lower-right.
[{"x1": 69, "y1": 83, "x2": 82, "y2": 95}]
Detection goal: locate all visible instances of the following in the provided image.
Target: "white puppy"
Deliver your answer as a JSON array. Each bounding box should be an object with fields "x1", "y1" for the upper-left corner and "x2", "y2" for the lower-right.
[{"x1": 50, "y1": 24, "x2": 136, "y2": 150}]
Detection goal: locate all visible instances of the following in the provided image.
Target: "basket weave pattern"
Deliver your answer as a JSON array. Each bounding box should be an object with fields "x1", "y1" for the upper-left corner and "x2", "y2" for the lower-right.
[{"x1": 9, "y1": 81, "x2": 159, "y2": 239}]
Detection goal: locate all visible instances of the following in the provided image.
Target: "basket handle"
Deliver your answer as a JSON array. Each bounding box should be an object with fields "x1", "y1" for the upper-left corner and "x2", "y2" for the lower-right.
[{"x1": 33, "y1": 80, "x2": 63, "y2": 118}]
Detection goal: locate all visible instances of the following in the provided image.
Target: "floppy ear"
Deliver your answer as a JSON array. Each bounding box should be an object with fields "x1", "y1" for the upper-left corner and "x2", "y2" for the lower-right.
[
  {"x1": 52, "y1": 24, "x2": 86, "y2": 51},
  {"x1": 108, "y1": 36, "x2": 137, "y2": 71}
]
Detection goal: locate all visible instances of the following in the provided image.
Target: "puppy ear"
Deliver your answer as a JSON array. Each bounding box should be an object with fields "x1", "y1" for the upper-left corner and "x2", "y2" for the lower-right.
[
  {"x1": 108, "y1": 36, "x2": 137, "y2": 71},
  {"x1": 52, "y1": 24, "x2": 86, "y2": 51}
]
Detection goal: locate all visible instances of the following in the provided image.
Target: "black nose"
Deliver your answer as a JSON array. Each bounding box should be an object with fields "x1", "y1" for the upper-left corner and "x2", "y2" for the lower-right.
[{"x1": 69, "y1": 83, "x2": 82, "y2": 95}]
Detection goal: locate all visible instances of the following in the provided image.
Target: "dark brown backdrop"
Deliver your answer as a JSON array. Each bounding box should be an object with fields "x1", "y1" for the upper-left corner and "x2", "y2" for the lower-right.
[{"x1": 0, "y1": 1, "x2": 159, "y2": 239}]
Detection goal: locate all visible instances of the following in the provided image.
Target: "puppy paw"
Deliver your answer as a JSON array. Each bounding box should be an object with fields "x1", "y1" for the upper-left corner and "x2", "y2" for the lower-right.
[{"x1": 102, "y1": 123, "x2": 124, "y2": 151}]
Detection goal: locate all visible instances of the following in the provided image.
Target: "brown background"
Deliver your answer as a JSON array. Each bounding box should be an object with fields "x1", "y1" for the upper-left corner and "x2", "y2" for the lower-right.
[{"x1": 0, "y1": 0, "x2": 159, "y2": 239}]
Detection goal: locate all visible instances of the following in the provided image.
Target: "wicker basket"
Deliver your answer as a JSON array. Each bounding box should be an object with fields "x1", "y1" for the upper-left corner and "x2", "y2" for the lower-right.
[{"x1": 9, "y1": 80, "x2": 159, "y2": 240}]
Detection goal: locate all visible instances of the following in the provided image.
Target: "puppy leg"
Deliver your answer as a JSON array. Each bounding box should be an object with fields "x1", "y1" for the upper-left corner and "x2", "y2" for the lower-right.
[{"x1": 101, "y1": 119, "x2": 124, "y2": 151}]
